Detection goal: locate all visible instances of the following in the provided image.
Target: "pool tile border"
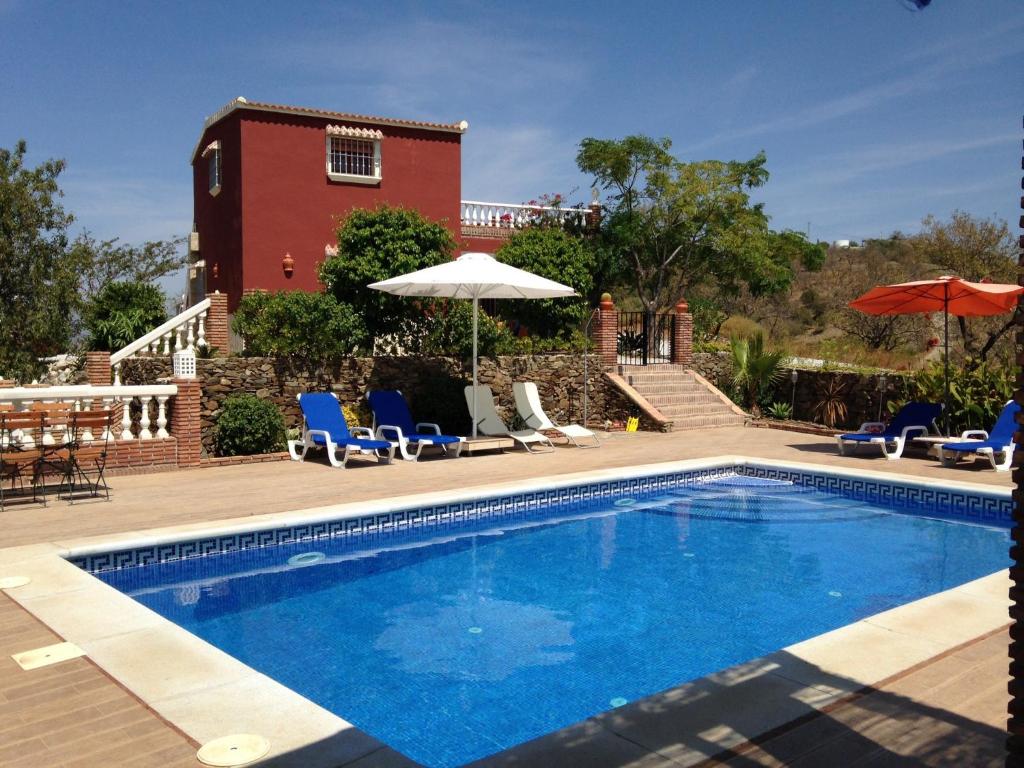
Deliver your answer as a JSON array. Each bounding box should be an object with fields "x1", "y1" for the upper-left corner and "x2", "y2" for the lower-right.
[{"x1": 70, "y1": 459, "x2": 1011, "y2": 574}]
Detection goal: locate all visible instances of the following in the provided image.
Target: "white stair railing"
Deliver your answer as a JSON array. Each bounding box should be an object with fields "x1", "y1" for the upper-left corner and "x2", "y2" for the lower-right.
[
  {"x1": 460, "y1": 200, "x2": 587, "y2": 230},
  {"x1": 0, "y1": 384, "x2": 178, "y2": 441},
  {"x1": 110, "y1": 298, "x2": 211, "y2": 385}
]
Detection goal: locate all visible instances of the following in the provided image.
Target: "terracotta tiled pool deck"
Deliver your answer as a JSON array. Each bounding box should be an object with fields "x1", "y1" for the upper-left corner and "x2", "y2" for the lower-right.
[{"x1": 0, "y1": 426, "x2": 1012, "y2": 767}]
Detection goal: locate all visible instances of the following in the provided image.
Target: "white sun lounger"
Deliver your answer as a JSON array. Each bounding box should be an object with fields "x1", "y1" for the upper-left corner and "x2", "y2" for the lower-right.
[
  {"x1": 464, "y1": 385, "x2": 555, "y2": 453},
  {"x1": 513, "y1": 382, "x2": 600, "y2": 448}
]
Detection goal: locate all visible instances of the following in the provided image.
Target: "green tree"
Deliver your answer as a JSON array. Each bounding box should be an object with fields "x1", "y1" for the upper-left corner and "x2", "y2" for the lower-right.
[
  {"x1": 832, "y1": 237, "x2": 931, "y2": 351},
  {"x1": 0, "y1": 141, "x2": 77, "y2": 381},
  {"x1": 68, "y1": 230, "x2": 186, "y2": 306},
  {"x1": 495, "y1": 227, "x2": 594, "y2": 338},
  {"x1": 231, "y1": 291, "x2": 367, "y2": 361},
  {"x1": 85, "y1": 281, "x2": 167, "y2": 352},
  {"x1": 910, "y1": 211, "x2": 1019, "y2": 361},
  {"x1": 319, "y1": 205, "x2": 455, "y2": 352},
  {"x1": 577, "y1": 136, "x2": 825, "y2": 314}
]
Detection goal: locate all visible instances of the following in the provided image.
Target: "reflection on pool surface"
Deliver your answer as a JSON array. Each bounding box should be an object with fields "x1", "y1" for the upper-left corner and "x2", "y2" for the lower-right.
[{"x1": 98, "y1": 474, "x2": 1010, "y2": 767}]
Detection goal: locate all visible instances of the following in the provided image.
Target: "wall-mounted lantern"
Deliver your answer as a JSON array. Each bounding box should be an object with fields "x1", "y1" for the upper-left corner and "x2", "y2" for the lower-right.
[{"x1": 282, "y1": 252, "x2": 295, "y2": 278}]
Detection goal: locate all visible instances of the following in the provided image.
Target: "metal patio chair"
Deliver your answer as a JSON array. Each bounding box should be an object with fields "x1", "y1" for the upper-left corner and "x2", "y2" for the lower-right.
[{"x1": 59, "y1": 409, "x2": 113, "y2": 503}]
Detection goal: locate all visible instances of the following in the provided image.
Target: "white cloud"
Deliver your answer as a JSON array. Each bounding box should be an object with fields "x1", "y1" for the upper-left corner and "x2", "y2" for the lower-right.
[
  {"x1": 690, "y1": 22, "x2": 1024, "y2": 154},
  {"x1": 772, "y1": 131, "x2": 1019, "y2": 193},
  {"x1": 461, "y1": 123, "x2": 586, "y2": 203},
  {"x1": 61, "y1": 172, "x2": 190, "y2": 243},
  {"x1": 266, "y1": 17, "x2": 585, "y2": 122}
]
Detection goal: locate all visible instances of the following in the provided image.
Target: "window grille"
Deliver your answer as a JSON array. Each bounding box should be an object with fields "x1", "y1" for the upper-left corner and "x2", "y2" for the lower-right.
[
  {"x1": 329, "y1": 137, "x2": 375, "y2": 177},
  {"x1": 208, "y1": 150, "x2": 221, "y2": 192}
]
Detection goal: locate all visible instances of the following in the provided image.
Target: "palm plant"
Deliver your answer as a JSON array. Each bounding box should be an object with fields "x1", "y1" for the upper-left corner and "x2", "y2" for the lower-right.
[
  {"x1": 729, "y1": 333, "x2": 785, "y2": 417},
  {"x1": 813, "y1": 375, "x2": 849, "y2": 428}
]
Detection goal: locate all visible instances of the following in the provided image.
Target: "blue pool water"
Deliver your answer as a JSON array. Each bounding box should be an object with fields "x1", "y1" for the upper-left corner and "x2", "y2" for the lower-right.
[{"x1": 97, "y1": 475, "x2": 1009, "y2": 767}]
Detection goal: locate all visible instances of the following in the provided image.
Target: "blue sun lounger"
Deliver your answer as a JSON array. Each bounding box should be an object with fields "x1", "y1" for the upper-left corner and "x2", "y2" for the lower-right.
[
  {"x1": 287, "y1": 392, "x2": 394, "y2": 468},
  {"x1": 940, "y1": 400, "x2": 1020, "y2": 472},
  {"x1": 835, "y1": 401, "x2": 942, "y2": 460},
  {"x1": 367, "y1": 390, "x2": 465, "y2": 461}
]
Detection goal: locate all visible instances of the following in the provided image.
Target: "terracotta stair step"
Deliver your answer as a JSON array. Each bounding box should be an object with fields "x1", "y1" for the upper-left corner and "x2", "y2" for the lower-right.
[
  {"x1": 666, "y1": 413, "x2": 746, "y2": 430},
  {"x1": 637, "y1": 394, "x2": 723, "y2": 408},
  {"x1": 657, "y1": 404, "x2": 741, "y2": 418}
]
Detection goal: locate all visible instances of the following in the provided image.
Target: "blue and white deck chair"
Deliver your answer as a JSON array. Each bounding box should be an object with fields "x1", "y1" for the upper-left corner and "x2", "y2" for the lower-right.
[
  {"x1": 287, "y1": 393, "x2": 394, "y2": 468},
  {"x1": 835, "y1": 401, "x2": 942, "y2": 460},
  {"x1": 366, "y1": 390, "x2": 464, "y2": 461},
  {"x1": 940, "y1": 400, "x2": 1020, "y2": 472}
]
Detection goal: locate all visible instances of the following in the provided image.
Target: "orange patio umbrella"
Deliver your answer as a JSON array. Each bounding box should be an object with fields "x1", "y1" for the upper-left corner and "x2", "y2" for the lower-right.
[{"x1": 849, "y1": 275, "x2": 1024, "y2": 434}]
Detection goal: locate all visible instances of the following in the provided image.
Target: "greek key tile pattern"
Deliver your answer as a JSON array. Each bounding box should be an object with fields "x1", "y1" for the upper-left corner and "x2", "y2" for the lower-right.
[
  {"x1": 71, "y1": 463, "x2": 1010, "y2": 574},
  {"x1": 742, "y1": 465, "x2": 1011, "y2": 527}
]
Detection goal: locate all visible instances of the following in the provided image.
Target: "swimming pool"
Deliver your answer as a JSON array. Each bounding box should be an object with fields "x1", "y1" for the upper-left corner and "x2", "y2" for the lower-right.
[{"x1": 83, "y1": 463, "x2": 1010, "y2": 767}]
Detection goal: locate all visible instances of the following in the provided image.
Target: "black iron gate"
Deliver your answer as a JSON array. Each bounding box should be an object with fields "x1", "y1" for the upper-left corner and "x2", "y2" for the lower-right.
[{"x1": 616, "y1": 311, "x2": 674, "y2": 365}]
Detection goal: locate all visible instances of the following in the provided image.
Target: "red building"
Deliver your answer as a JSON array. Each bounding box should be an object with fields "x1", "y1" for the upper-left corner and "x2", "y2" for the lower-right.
[{"x1": 189, "y1": 97, "x2": 590, "y2": 310}]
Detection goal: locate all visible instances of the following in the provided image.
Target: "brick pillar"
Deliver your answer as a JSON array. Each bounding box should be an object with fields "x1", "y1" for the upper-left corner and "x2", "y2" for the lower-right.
[
  {"x1": 1009, "y1": 114, "x2": 1024, "y2": 766},
  {"x1": 595, "y1": 293, "x2": 618, "y2": 367},
  {"x1": 205, "y1": 291, "x2": 229, "y2": 353},
  {"x1": 171, "y1": 378, "x2": 203, "y2": 467},
  {"x1": 84, "y1": 351, "x2": 111, "y2": 386},
  {"x1": 585, "y1": 201, "x2": 602, "y2": 233},
  {"x1": 672, "y1": 299, "x2": 694, "y2": 367}
]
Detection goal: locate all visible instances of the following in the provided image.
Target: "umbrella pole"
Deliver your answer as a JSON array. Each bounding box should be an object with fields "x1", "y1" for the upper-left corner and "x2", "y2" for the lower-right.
[
  {"x1": 472, "y1": 296, "x2": 479, "y2": 438},
  {"x1": 943, "y1": 284, "x2": 950, "y2": 436}
]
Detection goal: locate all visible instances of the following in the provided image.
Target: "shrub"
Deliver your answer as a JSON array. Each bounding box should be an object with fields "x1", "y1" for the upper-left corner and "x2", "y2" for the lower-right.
[
  {"x1": 213, "y1": 395, "x2": 285, "y2": 456},
  {"x1": 341, "y1": 401, "x2": 373, "y2": 430},
  {"x1": 720, "y1": 315, "x2": 765, "y2": 340},
  {"x1": 86, "y1": 281, "x2": 166, "y2": 351},
  {"x1": 903, "y1": 360, "x2": 1014, "y2": 434},
  {"x1": 319, "y1": 205, "x2": 455, "y2": 351},
  {"x1": 495, "y1": 228, "x2": 594, "y2": 338},
  {"x1": 812, "y1": 376, "x2": 849, "y2": 428},
  {"x1": 420, "y1": 300, "x2": 515, "y2": 358},
  {"x1": 765, "y1": 401, "x2": 793, "y2": 420},
  {"x1": 729, "y1": 332, "x2": 785, "y2": 416},
  {"x1": 232, "y1": 291, "x2": 367, "y2": 360}
]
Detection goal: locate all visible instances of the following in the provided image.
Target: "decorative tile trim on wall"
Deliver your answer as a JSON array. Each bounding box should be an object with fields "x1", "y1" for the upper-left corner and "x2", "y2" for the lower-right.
[
  {"x1": 72, "y1": 466, "x2": 735, "y2": 573},
  {"x1": 71, "y1": 463, "x2": 1010, "y2": 574},
  {"x1": 741, "y1": 464, "x2": 1012, "y2": 527}
]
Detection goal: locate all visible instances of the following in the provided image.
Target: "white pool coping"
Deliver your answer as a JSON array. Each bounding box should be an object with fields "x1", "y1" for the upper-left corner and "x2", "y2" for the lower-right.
[{"x1": 0, "y1": 455, "x2": 1012, "y2": 767}]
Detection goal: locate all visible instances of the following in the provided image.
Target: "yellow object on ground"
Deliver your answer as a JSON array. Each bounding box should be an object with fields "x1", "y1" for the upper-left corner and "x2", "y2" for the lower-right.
[{"x1": 626, "y1": 417, "x2": 639, "y2": 432}]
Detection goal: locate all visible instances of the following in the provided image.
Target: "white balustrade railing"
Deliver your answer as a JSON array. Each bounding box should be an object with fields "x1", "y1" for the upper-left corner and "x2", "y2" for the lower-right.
[
  {"x1": 0, "y1": 384, "x2": 178, "y2": 442},
  {"x1": 460, "y1": 200, "x2": 588, "y2": 230},
  {"x1": 110, "y1": 298, "x2": 211, "y2": 384}
]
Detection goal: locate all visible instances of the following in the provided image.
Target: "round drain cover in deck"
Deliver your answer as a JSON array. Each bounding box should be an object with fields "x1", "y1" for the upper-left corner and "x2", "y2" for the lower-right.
[
  {"x1": 197, "y1": 734, "x2": 270, "y2": 766},
  {"x1": 0, "y1": 576, "x2": 30, "y2": 589}
]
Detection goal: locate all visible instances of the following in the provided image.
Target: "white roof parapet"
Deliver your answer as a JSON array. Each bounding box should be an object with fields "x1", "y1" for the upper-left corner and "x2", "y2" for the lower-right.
[
  {"x1": 189, "y1": 97, "x2": 468, "y2": 164},
  {"x1": 326, "y1": 125, "x2": 384, "y2": 140}
]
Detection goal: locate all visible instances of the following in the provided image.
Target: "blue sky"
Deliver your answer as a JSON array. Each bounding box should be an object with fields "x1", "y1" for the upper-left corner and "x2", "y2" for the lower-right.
[{"x1": 2, "y1": 1, "x2": 1022, "y2": 297}]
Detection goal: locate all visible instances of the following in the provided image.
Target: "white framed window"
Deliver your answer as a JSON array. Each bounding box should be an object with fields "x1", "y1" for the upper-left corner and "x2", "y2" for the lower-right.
[
  {"x1": 202, "y1": 141, "x2": 222, "y2": 196},
  {"x1": 325, "y1": 125, "x2": 382, "y2": 184}
]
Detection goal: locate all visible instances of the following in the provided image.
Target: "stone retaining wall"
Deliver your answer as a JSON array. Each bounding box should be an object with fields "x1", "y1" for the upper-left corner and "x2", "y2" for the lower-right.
[
  {"x1": 691, "y1": 351, "x2": 913, "y2": 429},
  {"x1": 122, "y1": 354, "x2": 640, "y2": 454}
]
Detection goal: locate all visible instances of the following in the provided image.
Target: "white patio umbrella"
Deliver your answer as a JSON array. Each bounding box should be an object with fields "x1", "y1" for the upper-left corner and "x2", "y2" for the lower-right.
[{"x1": 368, "y1": 252, "x2": 577, "y2": 437}]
